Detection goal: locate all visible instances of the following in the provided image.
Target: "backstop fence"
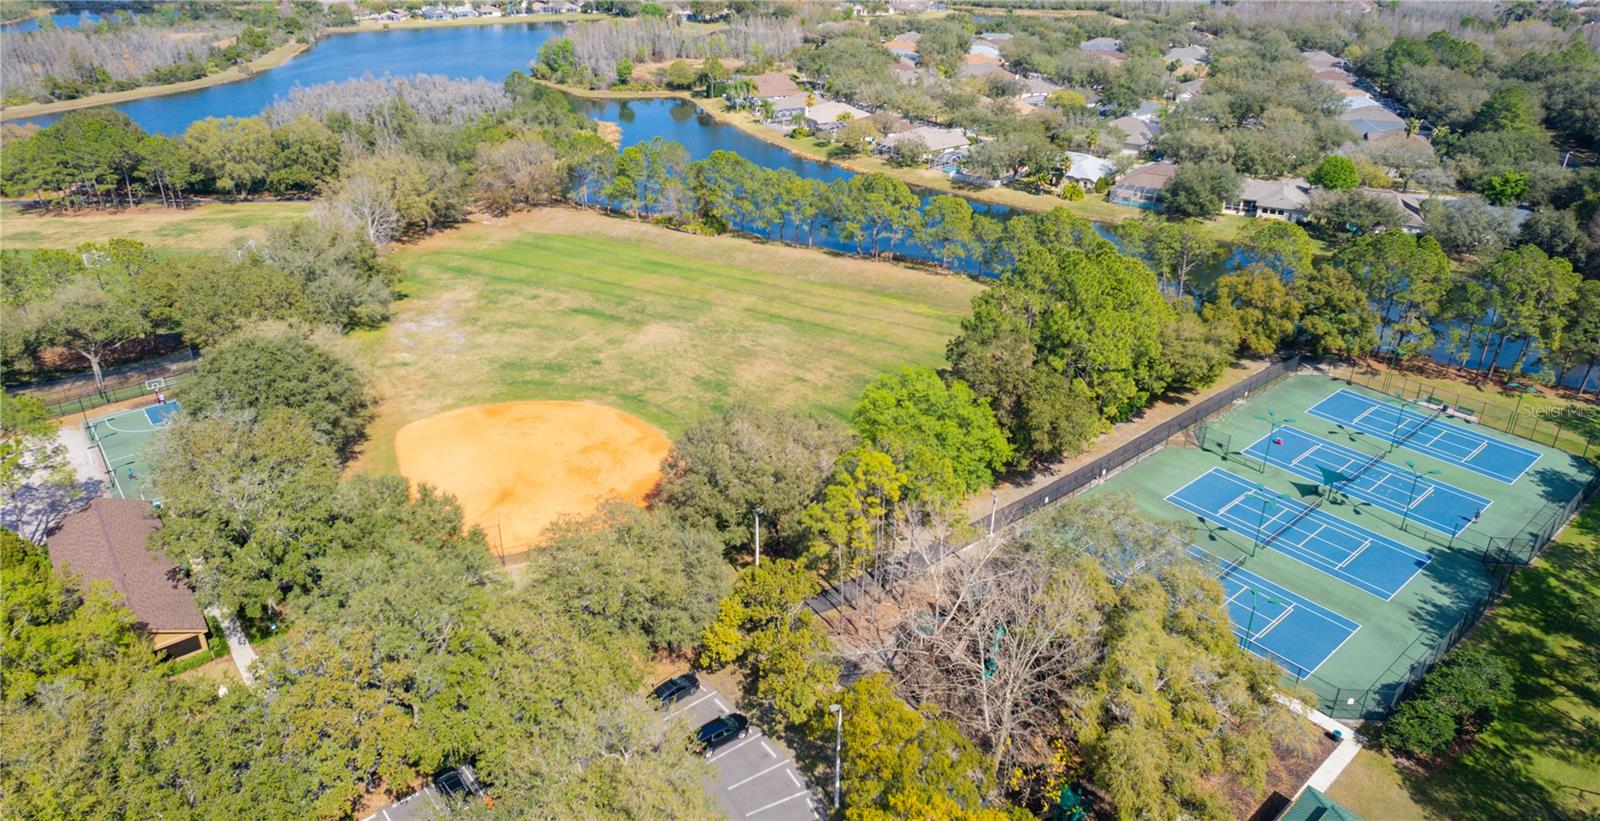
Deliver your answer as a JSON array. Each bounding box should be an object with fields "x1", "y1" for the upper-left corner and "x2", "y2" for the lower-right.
[{"x1": 15, "y1": 348, "x2": 199, "y2": 421}]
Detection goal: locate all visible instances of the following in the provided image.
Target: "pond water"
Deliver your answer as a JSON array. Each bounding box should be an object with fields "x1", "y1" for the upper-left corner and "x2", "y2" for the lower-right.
[{"x1": 1, "y1": 10, "x2": 108, "y2": 32}]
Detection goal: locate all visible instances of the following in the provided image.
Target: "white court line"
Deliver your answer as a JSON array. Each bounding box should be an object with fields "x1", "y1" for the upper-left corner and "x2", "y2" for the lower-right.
[
  {"x1": 1336, "y1": 540, "x2": 1372, "y2": 569},
  {"x1": 710, "y1": 732, "x2": 764, "y2": 762},
  {"x1": 1350, "y1": 406, "x2": 1378, "y2": 426},
  {"x1": 728, "y1": 761, "x2": 789, "y2": 790},
  {"x1": 1408, "y1": 486, "x2": 1435, "y2": 510},
  {"x1": 745, "y1": 790, "x2": 810, "y2": 818},
  {"x1": 1247, "y1": 603, "x2": 1296, "y2": 642},
  {"x1": 663, "y1": 691, "x2": 714, "y2": 720},
  {"x1": 1465, "y1": 440, "x2": 1488, "y2": 460}
]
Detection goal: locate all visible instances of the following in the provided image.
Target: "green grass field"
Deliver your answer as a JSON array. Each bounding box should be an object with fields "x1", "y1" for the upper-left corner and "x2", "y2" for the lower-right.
[
  {"x1": 1080, "y1": 372, "x2": 1598, "y2": 721},
  {"x1": 0, "y1": 201, "x2": 309, "y2": 251},
  {"x1": 1327, "y1": 499, "x2": 1600, "y2": 820},
  {"x1": 351, "y1": 208, "x2": 982, "y2": 474}
]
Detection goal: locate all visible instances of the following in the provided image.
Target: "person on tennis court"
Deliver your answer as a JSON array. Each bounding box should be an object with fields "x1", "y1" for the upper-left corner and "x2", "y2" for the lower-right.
[{"x1": 127, "y1": 467, "x2": 136, "y2": 480}]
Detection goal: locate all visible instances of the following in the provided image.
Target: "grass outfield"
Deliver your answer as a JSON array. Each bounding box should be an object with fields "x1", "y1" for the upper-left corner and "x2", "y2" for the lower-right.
[
  {"x1": 351, "y1": 208, "x2": 982, "y2": 474},
  {"x1": 1327, "y1": 499, "x2": 1600, "y2": 819},
  {"x1": 0, "y1": 201, "x2": 309, "y2": 251}
]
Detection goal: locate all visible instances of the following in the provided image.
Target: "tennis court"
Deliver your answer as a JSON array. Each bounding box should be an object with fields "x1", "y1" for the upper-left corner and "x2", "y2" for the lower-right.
[
  {"x1": 1167, "y1": 467, "x2": 1431, "y2": 600},
  {"x1": 1243, "y1": 425, "x2": 1492, "y2": 536},
  {"x1": 86, "y1": 400, "x2": 179, "y2": 503},
  {"x1": 1307, "y1": 388, "x2": 1541, "y2": 483},
  {"x1": 1189, "y1": 546, "x2": 1359, "y2": 679}
]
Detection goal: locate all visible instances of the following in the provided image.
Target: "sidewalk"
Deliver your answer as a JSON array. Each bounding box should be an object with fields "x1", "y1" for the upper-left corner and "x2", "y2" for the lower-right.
[{"x1": 205, "y1": 606, "x2": 259, "y2": 686}]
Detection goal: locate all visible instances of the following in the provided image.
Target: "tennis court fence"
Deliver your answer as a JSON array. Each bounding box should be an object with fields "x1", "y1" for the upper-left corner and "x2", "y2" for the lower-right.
[
  {"x1": 806, "y1": 354, "x2": 1306, "y2": 615},
  {"x1": 17, "y1": 348, "x2": 199, "y2": 420},
  {"x1": 1340, "y1": 360, "x2": 1599, "y2": 461}
]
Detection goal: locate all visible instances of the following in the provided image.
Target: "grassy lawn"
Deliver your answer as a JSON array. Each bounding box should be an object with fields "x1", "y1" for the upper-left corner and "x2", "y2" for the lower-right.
[
  {"x1": 1327, "y1": 498, "x2": 1600, "y2": 820},
  {"x1": 0, "y1": 200, "x2": 310, "y2": 251},
  {"x1": 350, "y1": 207, "x2": 982, "y2": 474}
]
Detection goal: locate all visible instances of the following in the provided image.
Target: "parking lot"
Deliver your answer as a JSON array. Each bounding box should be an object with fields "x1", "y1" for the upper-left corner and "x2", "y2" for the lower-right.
[{"x1": 664, "y1": 680, "x2": 825, "y2": 820}]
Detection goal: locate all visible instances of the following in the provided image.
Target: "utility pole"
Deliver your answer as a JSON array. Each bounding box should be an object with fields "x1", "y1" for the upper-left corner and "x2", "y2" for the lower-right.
[
  {"x1": 753, "y1": 506, "x2": 762, "y2": 566},
  {"x1": 988, "y1": 491, "x2": 997, "y2": 537}
]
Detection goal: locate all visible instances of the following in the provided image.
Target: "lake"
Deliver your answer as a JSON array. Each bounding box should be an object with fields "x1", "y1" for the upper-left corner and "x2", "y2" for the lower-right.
[{"x1": 1, "y1": 10, "x2": 107, "y2": 32}]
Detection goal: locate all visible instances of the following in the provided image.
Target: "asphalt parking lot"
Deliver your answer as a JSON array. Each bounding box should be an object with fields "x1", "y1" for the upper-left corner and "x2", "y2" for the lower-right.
[{"x1": 664, "y1": 680, "x2": 825, "y2": 821}]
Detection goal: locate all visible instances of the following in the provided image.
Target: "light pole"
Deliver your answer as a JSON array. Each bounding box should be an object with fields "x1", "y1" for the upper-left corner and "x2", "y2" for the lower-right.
[
  {"x1": 1388, "y1": 391, "x2": 1411, "y2": 453},
  {"x1": 753, "y1": 506, "x2": 762, "y2": 566},
  {"x1": 1507, "y1": 382, "x2": 1537, "y2": 433},
  {"x1": 1253, "y1": 409, "x2": 1295, "y2": 472},
  {"x1": 1399, "y1": 459, "x2": 1441, "y2": 532},
  {"x1": 828, "y1": 703, "x2": 842, "y2": 811},
  {"x1": 1251, "y1": 484, "x2": 1285, "y2": 555},
  {"x1": 1241, "y1": 588, "x2": 1287, "y2": 652}
]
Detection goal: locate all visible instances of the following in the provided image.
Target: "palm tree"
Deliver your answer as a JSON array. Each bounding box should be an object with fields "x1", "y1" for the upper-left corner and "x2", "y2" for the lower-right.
[{"x1": 758, "y1": 98, "x2": 776, "y2": 122}]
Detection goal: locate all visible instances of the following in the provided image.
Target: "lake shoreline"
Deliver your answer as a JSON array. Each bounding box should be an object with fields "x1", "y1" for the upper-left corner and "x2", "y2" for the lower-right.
[{"x1": 0, "y1": 40, "x2": 310, "y2": 122}]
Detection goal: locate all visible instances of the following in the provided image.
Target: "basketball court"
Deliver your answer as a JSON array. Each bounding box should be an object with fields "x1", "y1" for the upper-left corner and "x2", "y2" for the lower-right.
[{"x1": 86, "y1": 398, "x2": 180, "y2": 503}]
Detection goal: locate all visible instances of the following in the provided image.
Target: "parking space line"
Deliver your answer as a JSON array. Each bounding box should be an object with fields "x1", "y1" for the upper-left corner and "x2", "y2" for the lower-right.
[
  {"x1": 727, "y1": 761, "x2": 789, "y2": 790},
  {"x1": 744, "y1": 790, "x2": 810, "y2": 817},
  {"x1": 664, "y1": 691, "x2": 714, "y2": 720},
  {"x1": 713, "y1": 697, "x2": 729, "y2": 712},
  {"x1": 760, "y1": 740, "x2": 775, "y2": 757},
  {"x1": 786, "y1": 769, "x2": 801, "y2": 788},
  {"x1": 709, "y1": 732, "x2": 764, "y2": 762}
]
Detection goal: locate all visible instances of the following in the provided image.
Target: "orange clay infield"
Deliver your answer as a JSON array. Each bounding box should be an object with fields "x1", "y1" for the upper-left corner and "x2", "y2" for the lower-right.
[{"x1": 394, "y1": 401, "x2": 671, "y2": 556}]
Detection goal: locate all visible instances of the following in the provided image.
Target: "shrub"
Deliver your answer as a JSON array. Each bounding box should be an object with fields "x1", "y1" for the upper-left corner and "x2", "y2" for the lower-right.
[
  {"x1": 1309, "y1": 155, "x2": 1360, "y2": 190},
  {"x1": 1385, "y1": 696, "x2": 1458, "y2": 757}
]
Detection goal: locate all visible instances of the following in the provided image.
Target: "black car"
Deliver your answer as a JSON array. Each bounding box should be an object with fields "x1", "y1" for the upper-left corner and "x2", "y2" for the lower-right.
[
  {"x1": 434, "y1": 765, "x2": 485, "y2": 806},
  {"x1": 651, "y1": 672, "x2": 699, "y2": 705},
  {"x1": 695, "y1": 713, "x2": 750, "y2": 757}
]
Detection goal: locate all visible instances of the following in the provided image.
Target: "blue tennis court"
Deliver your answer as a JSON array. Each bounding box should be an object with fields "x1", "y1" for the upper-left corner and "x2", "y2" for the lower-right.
[
  {"x1": 1307, "y1": 389, "x2": 1540, "y2": 484},
  {"x1": 1243, "y1": 426, "x2": 1491, "y2": 536},
  {"x1": 1167, "y1": 468, "x2": 1432, "y2": 600},
  {"x1": 1189, "y1": 547, "x2": 1359, "y2": 678}
]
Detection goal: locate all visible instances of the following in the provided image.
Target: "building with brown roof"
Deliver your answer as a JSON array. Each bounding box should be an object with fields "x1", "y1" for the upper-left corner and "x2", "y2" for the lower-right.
[
  {"x1": 747, "y1": 71, "x2": 802, "y2": 101},
  {"x1": 47, "y1": 498, "x2": 208, "y2": 660}
]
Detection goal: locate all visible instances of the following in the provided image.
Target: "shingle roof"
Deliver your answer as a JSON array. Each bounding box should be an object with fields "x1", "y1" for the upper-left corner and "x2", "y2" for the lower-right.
[
  {"x1": 47, "y1": 498, "x2": 206, "y2": 634},
  {"x1": 1237, "y1": 177, "x2": 1312, "y2": 212},
  {"x1": 748, "y1": 72, "x2": 801, "y2": 99}
]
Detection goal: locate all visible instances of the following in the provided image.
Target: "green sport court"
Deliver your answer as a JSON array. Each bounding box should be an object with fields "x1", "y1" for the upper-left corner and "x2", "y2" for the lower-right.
[
  {"x1": 1083, "y1": 372, "x2": 1597, "y2": 714},
  {"x1": 87, "y1": 399, "x2": 180, "y2": 503}
]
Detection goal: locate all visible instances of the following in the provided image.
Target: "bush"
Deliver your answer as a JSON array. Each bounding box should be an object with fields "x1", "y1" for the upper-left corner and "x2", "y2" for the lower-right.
[
  {"x1": 1309, "y1": 155, "x2": 1360, "y2": 190},
  {"x1": 1385, "y1": 697, "x2": 1458, "y2": 757}
]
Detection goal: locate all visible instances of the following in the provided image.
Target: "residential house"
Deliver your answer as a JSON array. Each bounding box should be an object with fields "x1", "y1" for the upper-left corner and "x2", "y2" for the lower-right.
[
  {"x1": 747, "y1": 71, "x2": 801, "y2": 101},
  {"x1": 805, "y1": 101, "x2": 871, "y2": 132},
  {"x1": 1359, "y1": 188, "x2": 1427, "y2": 232},
  {"x1": 958, "y1": 56, "x2": 1007, "y2": 79},
  {"x1": 1224, "y1": 177, "x2": 1313, "y2": 222},
  {"x1": 47, "y1": 498, "x2": 210, "y2": 661},
  {"x1": 1109, "y1": 115, "x2": 1158, "y2": 154},
  {"x1": 1339, "y1": 104, "x2": 1406, "y2": 140},
  {"x1": 1000, "y1": 97, "x2": 1043, "y2": 117},
  {"x1": 1315, "y1": 67, "x2": 1355, "y2": 83},
  {"x1": 1062, "y1": 151, "x2": 1116, "y2": 189},
  {"x1": 450, "y1": 4, "x2": 480, "y2": 17},
  {"x1": 1170, "y1": 77, "x2": 1205, "y2": 102},
  {"x1": 478, "y1": 4, "x2": 503, "y2": 16},
  {"x1": 1017, "y1": 75, "x2": 1063, "y2": 104},
  {"x1": 1275, "y1": 787, "x2": 1363, "y2": 821},
  {"x1": 1081, "y1": 36, "x2": 1122, "y2": 52},
  {"x1": 885, "y1": 32, "x2": 920, "y2": 62},
  {"x1": 888, "y1": 61, "x2": 921, "y2": 83},
  {"x1": 968, "y1": 41, "x2": 1001, "y2": 59},
  {"x1": 1107, "y1": 161, "x2": 1176, "y2": 209},
  {"x1": 976, "y1": 32, "x2": 1013, "y2": 42},
  {"x1": 1164, "y1": 44, "x2": 1208, "y2": 65},
  {"x1": 1331, "y1": 85, "x2": 1376, "y2": 108},
  {"x1": 420, "y1": 5, "x2": 450, "y2": 19},
  {"x1": 878, "y1": 125, "x2": 971, "y2": 164},
  {"x1": 766, "y1": 93, "x2": 809, "y2": 125},
  {"x1": 1129, "y1": 100, "x2": 1164, "y2": 123}
]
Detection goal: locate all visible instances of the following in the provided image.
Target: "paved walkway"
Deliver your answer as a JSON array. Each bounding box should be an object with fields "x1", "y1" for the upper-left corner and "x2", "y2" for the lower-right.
[
  {"x1": 1277, "y1": 695, "x2": 1364, "y2": 795},
  {"x1": 205, "y1": 606, "x2": 259, "y2": 686}
]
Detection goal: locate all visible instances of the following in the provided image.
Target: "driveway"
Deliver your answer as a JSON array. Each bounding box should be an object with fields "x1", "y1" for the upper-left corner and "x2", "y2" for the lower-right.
[{"x1": 663, "y1": 681, "x2": 825, "y2": 821}]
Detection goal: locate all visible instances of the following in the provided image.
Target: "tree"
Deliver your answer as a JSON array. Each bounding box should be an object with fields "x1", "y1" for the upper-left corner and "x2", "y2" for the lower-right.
[
  {"x1": 1202, "y1": 265, "x2": 1303, "y2": 355},
  {"x1": 1237, "y1": 219, "x2": 1316, "y2": 277},
  {"x1": 0, "y1": 394, "x2": 77, "y2": 542},
  {"x1": 1333, "y1": 231, "x2": 1450, "y2": 353},
  {"x1": 918, "y1": 195, "x2": 974, "y2": 270},
  {"x1": 1475, "y1": 244, "x2": 1580, "y2": 378},
  {"x1": 524, "y1": 503, "x2": 731, "y2": 652},
  {"x1": 150, "y1": 409, "x2": 340, "y2": 616},
  {"x1": 473, "y1": 138, "x2": 564, "y2": 216},
  {"x1": 1309, "y1": 188, "x2": 1403, "y2": 242},
  {"x1": 266, "y1": 116, "x2": 340, "y2": 193},
  {"x1": 615, "y1": 57, "x2": 633, "y2": 85},
  {"x1": 1423, "y1": 196, "x2": 1520, "y2": 259},
  {"x1": 886, "y1": 136, "x2": 928, "y2": 169},
  {"x1": 836, "y1": 674, "x2": 1013, "y2": 820},
  {"x1": 699, "y1": 559, "x2": 839, "y2": 727},
  {"x1": 246, "y1": 218, "x2": 396, "y2": 332},
  {"x1": 1160, "y1": 308, "x2": 1238, "y2": 390},
  {"x1": 1552, "y1": 280, "x2": 1600, "y2": 394},
  {"x1": 1112, "y1": 217, "x2": 1220, "y2": 296},
  {"x1": 1159, "y1": 160, "x2": 1240, "y2": 219},
  {"x1": 1483, "y1": 170, "x2": 1530, "y2": 206},
  {"x1": 0, "y1": 531, "x2": 149, "y2": 705},
  {"x1": 181, "y1": 325, "x2": 374, "y2": 459},
  {"x1": 1308, "y1": 154, "x2": 1359, "y2": 190},
  {"x1": 851, "y1": 366, "x2": 1013, "y2": 503},
  {"x1": 653, "y1": 407, "x2": 850, "y2": 560},
  {"x1": 1293, "y1": 264, "x2": 1378, "y2": 357},
  {"x1": 29, "y1": 273, "x2": 149, "y2": 391},
  {"x1": 181, "y1": 117, "x2": 272, "y2": 196},
  {"x1": 698, "y1": 56, "x2": 728, "y2": 98},
  {"x1": 802, "y1": 448, "x2": 908, "y2": 583},
  {"x1": 1384, "y1": 697, "x2": 1458, "y2": 758}
]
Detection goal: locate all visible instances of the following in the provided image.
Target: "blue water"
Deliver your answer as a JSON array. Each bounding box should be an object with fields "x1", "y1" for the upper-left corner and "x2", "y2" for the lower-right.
[
  {"x1": 1, "y1": 10, "x2": 107, "y2": 32},
  {"x1": 16, "y1": 22, "x2": 567, "y2": 133}
]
